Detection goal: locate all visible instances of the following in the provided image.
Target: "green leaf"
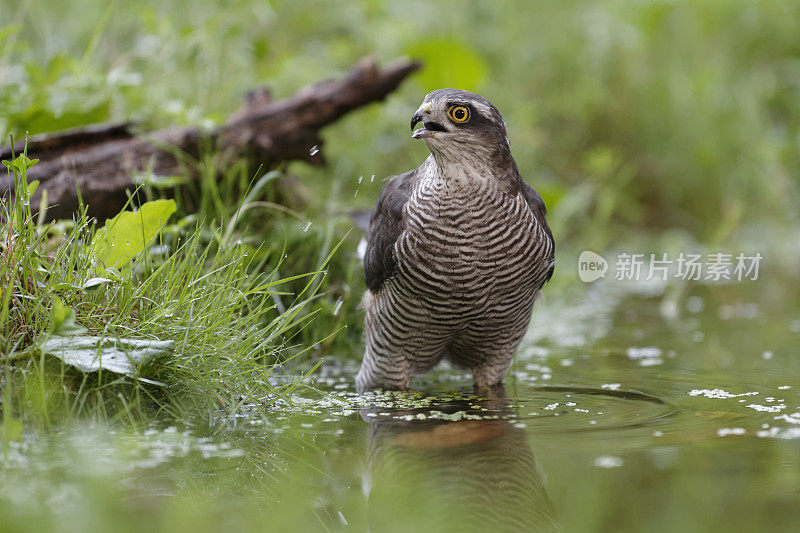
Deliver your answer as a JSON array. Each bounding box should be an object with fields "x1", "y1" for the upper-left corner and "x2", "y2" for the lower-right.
[
  {"x1": 2, "y1": 154, "x2": 39, "y2": 175},
  {"x1": 50, "y1": 295, "x2": 86, "y2": 335},
  {"x1": 405, "y1": 39, "x2": 488, "y2": 92},
  {"x1": 90, "y1": 199, "x2": 176, "y2": 269}
]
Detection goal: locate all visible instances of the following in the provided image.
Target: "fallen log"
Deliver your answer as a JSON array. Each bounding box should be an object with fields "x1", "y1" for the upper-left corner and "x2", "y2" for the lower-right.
[{"x1": 0, "y1": 57, "x2": 420, "y2": 221}]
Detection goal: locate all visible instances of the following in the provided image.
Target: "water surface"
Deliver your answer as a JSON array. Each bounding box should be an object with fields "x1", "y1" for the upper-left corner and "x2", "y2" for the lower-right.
[{"x1": 2, "y1": 279, "x2": 799, "y2": 532}]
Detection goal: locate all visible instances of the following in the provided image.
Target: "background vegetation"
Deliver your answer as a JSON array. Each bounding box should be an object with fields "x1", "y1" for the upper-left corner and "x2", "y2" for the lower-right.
[{"x1": 5, "y1": 0, "x2": 799, "y2": 240}]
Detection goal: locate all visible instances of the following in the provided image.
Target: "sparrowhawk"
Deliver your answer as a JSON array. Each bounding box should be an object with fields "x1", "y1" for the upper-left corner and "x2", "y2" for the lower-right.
[{"x1": 357, "y1": 89, "x2": 555, "y2": 392}]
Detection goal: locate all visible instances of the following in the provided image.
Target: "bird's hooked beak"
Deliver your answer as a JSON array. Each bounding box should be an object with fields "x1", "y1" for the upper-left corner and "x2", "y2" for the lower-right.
[{"x1": 411, "y1": 101, "x2": 446, "y2": 139}]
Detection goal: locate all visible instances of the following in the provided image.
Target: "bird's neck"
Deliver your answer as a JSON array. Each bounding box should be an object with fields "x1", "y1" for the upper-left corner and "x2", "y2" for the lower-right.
[{"x1": 425, "y1": 141, "x2": 520, "y2": 193}]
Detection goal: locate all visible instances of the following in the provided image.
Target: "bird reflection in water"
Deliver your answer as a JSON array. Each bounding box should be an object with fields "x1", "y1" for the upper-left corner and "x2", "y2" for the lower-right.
[{"x1": 360, "y1": 387, "x2": 558, "y2": 532}]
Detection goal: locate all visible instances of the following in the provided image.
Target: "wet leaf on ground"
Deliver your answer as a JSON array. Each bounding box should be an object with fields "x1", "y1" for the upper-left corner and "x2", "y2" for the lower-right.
[{"x1": 39, "y1": 335, "x2": 173, "y2": 378}]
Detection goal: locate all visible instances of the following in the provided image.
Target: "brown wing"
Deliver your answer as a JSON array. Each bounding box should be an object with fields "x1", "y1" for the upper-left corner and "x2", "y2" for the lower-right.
[
  {"x1": 363, "y1": 168, "x2": 421, "y2": 291},
  {"x1": 520, "y1": 180, "x2": 556, "y2": 283}
]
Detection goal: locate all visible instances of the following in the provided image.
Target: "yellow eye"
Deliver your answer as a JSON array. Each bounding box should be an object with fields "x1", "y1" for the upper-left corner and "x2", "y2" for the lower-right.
[{"x1": 448, "y1": 105, "x2": 470, "y2": 123}]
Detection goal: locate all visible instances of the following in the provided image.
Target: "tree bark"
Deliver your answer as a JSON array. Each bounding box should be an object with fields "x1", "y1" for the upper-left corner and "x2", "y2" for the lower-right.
[{"x1": 0, "y1": 57, "x2": 420, "y2": 221}]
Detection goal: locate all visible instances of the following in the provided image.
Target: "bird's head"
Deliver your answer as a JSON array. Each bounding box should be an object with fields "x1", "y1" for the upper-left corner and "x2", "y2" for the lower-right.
[{"x1": 410, "y1": 89, "x2": 509, "y2": 153}]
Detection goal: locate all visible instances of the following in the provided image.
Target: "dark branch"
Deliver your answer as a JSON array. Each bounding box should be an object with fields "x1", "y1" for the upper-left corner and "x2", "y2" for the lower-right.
[{"x1": 0, "y1": 57, "x2": 421, "y2": 221}]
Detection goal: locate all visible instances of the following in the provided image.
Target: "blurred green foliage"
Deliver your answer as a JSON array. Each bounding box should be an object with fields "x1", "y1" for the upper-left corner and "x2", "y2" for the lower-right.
[
  {"x1": 407, "y1": 38, "x2": 487, "y2": 92},
  {"x1": 3, "y1": 0, "x2": 799, "y2": 247}
]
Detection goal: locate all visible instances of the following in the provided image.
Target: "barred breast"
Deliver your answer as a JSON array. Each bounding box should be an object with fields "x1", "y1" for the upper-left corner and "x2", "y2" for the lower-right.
[{"x1": 358, "y1": 167, "x2": 553, "y2": 390}]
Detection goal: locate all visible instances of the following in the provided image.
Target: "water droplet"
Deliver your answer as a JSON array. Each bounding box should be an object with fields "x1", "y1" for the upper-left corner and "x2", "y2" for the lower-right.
[
  {"x1": 354, "y1": 189, "x2": 359, "y2": 198},
  {"x1": 370, "y1": 174, "x2": 375, "y2": 182},
  {"x1": 333, "y1": 297, "x2": 344, "y2": 315},
  {"x1": 302, "y1": 220, "x2": 312, "y2": 232},
  {"x1": 358, "y1": 175, "x2": 363, "y2": 184},
  {"x1": 593, "y1": 455, "x2": 623, "y2": 468},
  {"x1": 309, "y1": 145, "x2": 319, "y2": 156}
]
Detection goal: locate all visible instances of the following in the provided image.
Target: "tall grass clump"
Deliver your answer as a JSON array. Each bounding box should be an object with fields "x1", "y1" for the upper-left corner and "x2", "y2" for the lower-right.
[{"x1": 0, "y1": 149, "x2": 333, "y2": 430}]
